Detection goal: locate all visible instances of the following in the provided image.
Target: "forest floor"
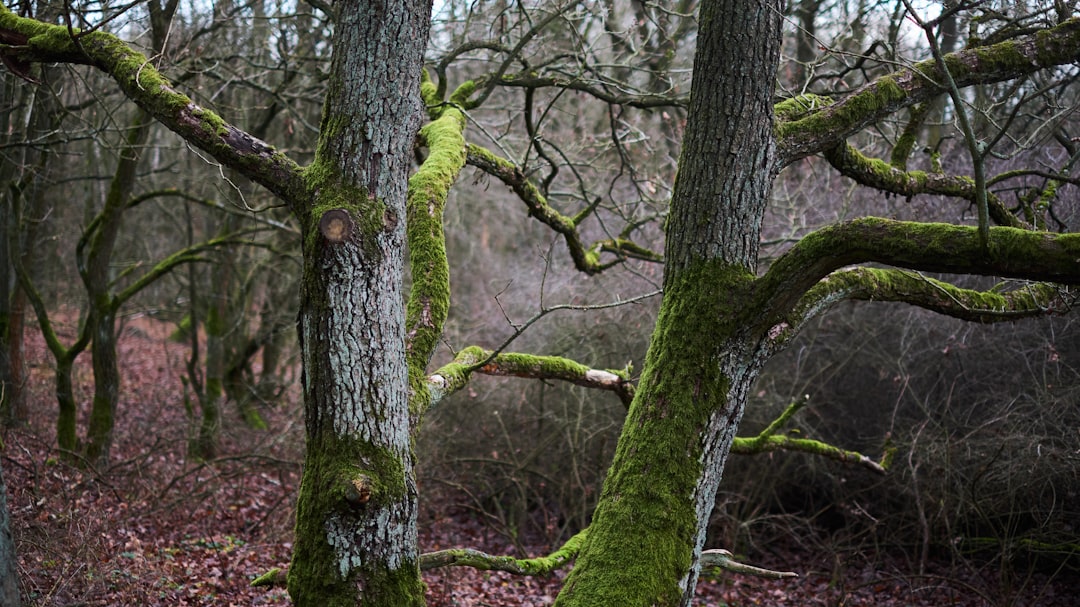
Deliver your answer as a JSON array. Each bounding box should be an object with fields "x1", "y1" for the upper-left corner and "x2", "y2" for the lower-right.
[{"x1": 4, "y1": 314, "x2": 1079, "y2": 606}]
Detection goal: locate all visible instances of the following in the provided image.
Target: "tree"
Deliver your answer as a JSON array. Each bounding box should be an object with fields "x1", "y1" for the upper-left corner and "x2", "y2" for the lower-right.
[
  {"x1": 0, "y1": 446, "x2": 18, "y2": 607},
  {"x1": 2, "y1": 1, "x2": 1080, "y2": 606}
]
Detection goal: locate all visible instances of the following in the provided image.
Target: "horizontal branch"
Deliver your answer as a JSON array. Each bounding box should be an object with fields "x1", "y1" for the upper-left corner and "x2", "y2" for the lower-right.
[
  {"x1": 777, "y1": 18, "x2": 1080, "y2": 164},
  {"x1": 755, "y1": 218, "x2": 1080, "y2": 326},
  {"x1": 700, "y1": 549, "x2": 799, "y2": 580},
  {"x1": 419, "y1": 527, "x2": 799, "y2": 582},
  {"x1": 420, "y1": 528, "x2": 587, "y2": 574},
  {"x1": 113, "y1": 231, "x2": 272, "y2": 307},
  {"x1": 731, "y1": 398, "x2": 891, "y2": 475},
  {"x1": 487, "y1": 73, "x2": 688, "y2": 109},
  {"x1": 0, "y1": 6, "x2": 306, "y2": 207},
  {"x1": 426, "y1": 346, "x2": 635, "y2": 409},
  {"x1": 823, "y1": 143, "x2": 1026, "y2": 229}
]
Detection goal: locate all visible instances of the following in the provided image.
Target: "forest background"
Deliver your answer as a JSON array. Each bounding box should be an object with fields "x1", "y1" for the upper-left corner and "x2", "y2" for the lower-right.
[{"x1": 0, "y1": 0, "x2": 1079, "y2": 605}]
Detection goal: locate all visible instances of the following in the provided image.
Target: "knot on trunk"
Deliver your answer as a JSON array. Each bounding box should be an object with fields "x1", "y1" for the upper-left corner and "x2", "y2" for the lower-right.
[{"x1": 319, "y1": 209, "x2": 354, "y2": 243}]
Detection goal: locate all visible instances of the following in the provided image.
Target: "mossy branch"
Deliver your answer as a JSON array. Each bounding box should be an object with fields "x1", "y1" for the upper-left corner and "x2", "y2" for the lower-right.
[
  {"x1": 776, "y1": 17, "x2": 1080, "y2": 164},
  {"x1": 113, "y1": 231, "x2": 273, "y2": 307},
  {"x1": 755, "y1": 218, "x2": 1080, "y2": 328},
  {"x1": 426, "y1": 346, "x2": 635, "y2": 409},
  {"x1": 418, "y1": 529, "x2": 799, "y2": 581},
  {"x1": 823, "y1": 143, "x2": 1025, "y2": 229},
  {"x1": 890, "y1": 104, "x2": 930, "y2": 169},
  {"x1": 420, "y1": 528, "x2": 587, "y2": 574},
  {"x1": 405, "y1": 87, "x2": 466, "y2": 378},
  {"x1": 765, "y1": 266, "x2": 1074, "y2": 355},
  {"x1": 251, "y1": 567, "x2": 287, "y2": 587},
  {"x1": 0, "y1": 5, "x2": 306, "y2": 206},
  {"x1": 465, "y1": 144, "x2": 661, "y2": 274},
  {"x1": 731, "y1": 397, "x2": 890, "y2": 474}
]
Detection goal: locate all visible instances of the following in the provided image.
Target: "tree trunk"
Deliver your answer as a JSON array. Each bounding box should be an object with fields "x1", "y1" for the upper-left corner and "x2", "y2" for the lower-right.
[
  {"x1": 82, "y1": 0, "x2": 177, "y2": 465},
  {"x1": 555, "y1": 0, "x2": 783, "y2": 605},
  {"x1": 0, "y1": 282, "x2": 27, "y2": 426},
  {"x1": 55, "y1": 355, "x2": 79, "y2": 454},
  {"x1": 285, "y1": 0, "x2": 432, "y2": 605},
  {"x1": 84, "y1": 308, "x2": 120, "y2": 465},
  {"x1": 0, "y1": 455, "x2": 19, "y2": 607},
  {"x1": 82, "y1": 112, "x2": 153, "y2": 465}
]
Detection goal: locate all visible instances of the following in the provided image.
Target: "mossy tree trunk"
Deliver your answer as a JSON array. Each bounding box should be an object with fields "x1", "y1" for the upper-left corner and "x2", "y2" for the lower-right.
[
  {"x1": 555, "y1": 1, "x2": 782, "y2": 604},
  {"x1": 284, "y1": 0, "x2": 432, "y2": 604}
]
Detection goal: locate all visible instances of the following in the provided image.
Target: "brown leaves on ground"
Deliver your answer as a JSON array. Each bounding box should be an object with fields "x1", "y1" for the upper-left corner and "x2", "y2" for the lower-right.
[{"x1": 4, "y1": 315, "x2": 1078, "y2": 605}]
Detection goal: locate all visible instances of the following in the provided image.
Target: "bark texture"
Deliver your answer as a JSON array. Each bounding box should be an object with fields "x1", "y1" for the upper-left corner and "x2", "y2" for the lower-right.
[
  {"x1": 286, "y1": 0, "x2": 432, "y2": 605},
  {"x1": 0, "y1": 457, "x2": 18, "y2": 607}
]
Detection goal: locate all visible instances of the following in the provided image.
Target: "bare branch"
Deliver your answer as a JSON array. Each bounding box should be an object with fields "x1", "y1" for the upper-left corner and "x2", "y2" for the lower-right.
[
  {"x1": 700, "y1": 549, "x2": 799, "y2": 580},
  {"x1": 465, "y1": 143, "x2": 662, "y2": 273}
]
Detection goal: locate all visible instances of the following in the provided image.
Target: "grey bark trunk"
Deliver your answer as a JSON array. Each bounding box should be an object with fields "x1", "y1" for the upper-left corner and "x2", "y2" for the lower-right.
[
  {"x1": 0, "y1": 458, "x2": 18, "y2": 607},
  {"x1": 286, "y1": 0, "x2": 433, "y2": 604}
]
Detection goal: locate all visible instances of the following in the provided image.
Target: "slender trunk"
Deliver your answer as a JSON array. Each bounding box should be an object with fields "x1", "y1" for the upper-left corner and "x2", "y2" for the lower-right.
[
  {"x1": 0, "y1": 13, "x2": 26, "y2": 429},
  {"x1": 84, "y1": 308, "x2": 120, "y2": 465},
  {"x1": 82, "y1": 0, "x2": 177, "y2": 464},
  {"x1": 5, "y1": 288, "x2": 26, "y2": 422},
  {"x1": 196, "y1": 290, "x2": 225, "y2": 458},
  {"x1": 81, "y1": 112, "x2": 152, "y2": 465},
  {"x1": 54, "y1": 355, "x2": 78, "y2": 454},
  {"x1": 555, "y1": 0, "x2": 782, "y2": 605},
  {"x1": 286, "y1": 0, "x2": 432, "y2": 604},
  {"x1": 0, "y1": 284, "x2": 27, "y2": 426}
]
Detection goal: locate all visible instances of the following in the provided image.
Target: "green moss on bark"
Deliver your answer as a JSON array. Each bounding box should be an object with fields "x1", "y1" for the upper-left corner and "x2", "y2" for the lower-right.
[
  {"x1": 777, "y1": 76, "x2": 906, "y2": 141},
  {"x1": 404, "y1": 98, "x2": 466, "y2": 403},
  {"x1": 288, "y1": 433, "x2": 420, "y2": 606},
  {"x1": 556, "y1": 261, "x2": 754, "y2": 607},
  {"x1": 302, "y1": 161, "x2": 386, "y2": 259}
]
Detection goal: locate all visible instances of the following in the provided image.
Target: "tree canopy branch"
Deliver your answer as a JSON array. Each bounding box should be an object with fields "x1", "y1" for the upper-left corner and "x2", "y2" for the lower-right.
[
  {"x1": 0, "y1": 5, "x2": 306, "y2": 206},
  {"x1": 488, "y1": 73, "x2": 689, "y2": 109},
  {"x1": 465, "y1": 143, "x2": 660, "y2": 273},
  {"x1": 776, "y1": 17, "x2": 1080, "y2": 164},
  {"x1": 823, "y1": 143, "x2": 1027, "y2": 229},
  {"x1": 755, "y1": 218, "x2": 1080, "y2": 327}
]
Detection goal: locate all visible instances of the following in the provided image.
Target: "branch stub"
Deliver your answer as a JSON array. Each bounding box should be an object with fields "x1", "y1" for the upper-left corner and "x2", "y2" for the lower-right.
[{"x1": 319, "y1": 209, "x2": 354, "y2": 243}]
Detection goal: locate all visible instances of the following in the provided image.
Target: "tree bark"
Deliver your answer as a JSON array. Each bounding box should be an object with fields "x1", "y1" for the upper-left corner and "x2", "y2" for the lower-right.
[
  {"x1": 285, "y1": 0, "x2": 432, "y2": 605},
  {"x1": 0, "y1": 455, "x2": 18, "y2": 607},
  {"x1": 554, "y1": 1, "x2": 783, "y2": 605}
]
